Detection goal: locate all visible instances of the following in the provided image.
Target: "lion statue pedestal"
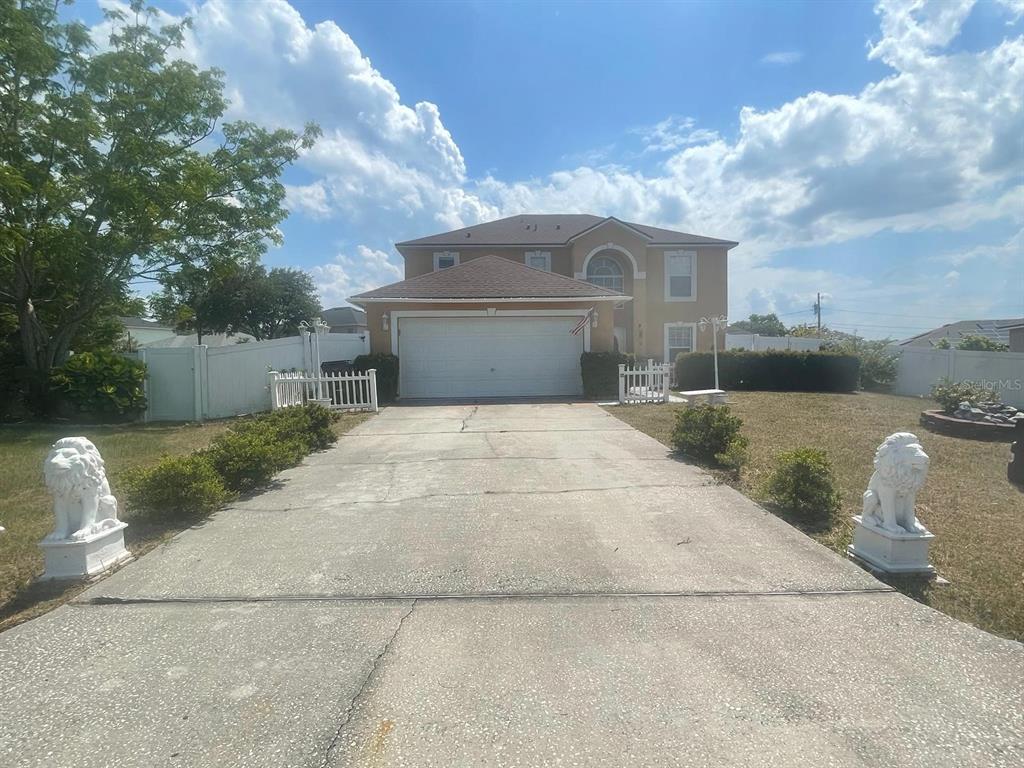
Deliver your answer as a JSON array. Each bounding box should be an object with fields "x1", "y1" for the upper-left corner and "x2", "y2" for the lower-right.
[
  {"x1": 38, "y1": 437, "x2": 132, "y2": 580},
  {"x1": 847, "y1": 432, "x2": 936, "y2": 577}
]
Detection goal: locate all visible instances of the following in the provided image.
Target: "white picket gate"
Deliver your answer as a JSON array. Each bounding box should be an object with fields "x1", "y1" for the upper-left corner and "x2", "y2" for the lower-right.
[
  {"x1": 269, "y1": 369, "x2": 379, "y2": 413},
  {"x1": 618, "y1": 360, "x2": 671, "y2": 404}
]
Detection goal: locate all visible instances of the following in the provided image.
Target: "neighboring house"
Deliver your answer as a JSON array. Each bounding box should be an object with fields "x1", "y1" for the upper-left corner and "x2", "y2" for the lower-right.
[
  {"x1": 138, "y1": 331, "x2": 256, "y2": 348},
  {"x1": 898, "y1": 318, "x2": 1024, "y2": 348},
  {"x1": 120, "y1": 316, "x2": 177, "y2": 347},
  {"x1": 1008, "y1": 324, "x2": 1024, "y2": 353},
  {"x1": 348, "y1": 214, "x2": 736, "y2": 398},
  {"x1": 321, "y1": 306, "x2": 368, "y2": 334}
]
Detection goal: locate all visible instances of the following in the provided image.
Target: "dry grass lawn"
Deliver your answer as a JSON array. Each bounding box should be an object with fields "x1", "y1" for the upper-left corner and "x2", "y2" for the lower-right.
[
  {"x1": 605, "y1": 392, "x2": 1024, "y2": 642},
  {"x1": 0, "y1": 412, "x2": 369, "y2": 631}
]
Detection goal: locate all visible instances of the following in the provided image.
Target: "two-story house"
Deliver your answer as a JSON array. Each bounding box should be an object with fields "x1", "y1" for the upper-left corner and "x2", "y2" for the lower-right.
[{"x1": 349, "y1": 214, "x2": 736, "y2": 398}]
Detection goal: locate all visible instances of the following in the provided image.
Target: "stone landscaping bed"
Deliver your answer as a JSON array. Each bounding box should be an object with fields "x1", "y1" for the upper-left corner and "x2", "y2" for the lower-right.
[{"x1": 606, "y1": 391, "x2": 1024, "y2": 642}]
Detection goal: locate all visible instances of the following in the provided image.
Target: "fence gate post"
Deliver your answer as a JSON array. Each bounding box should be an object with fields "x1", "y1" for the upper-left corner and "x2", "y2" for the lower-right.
[
  {"x1": 140, "y1": 348, "x2": 150, "y2": 423},
  {"x1": 662, "y1": 363, "x2": 670, "y2": 403},
  {"x1": 618, "y1": 363, "x2": 626, "y2": 404},
  {"x1": 368, "y1": 368, "x2": 379, "y2": 413},
  {"x1": 269, "y1": 371, "x2": 280, "y2": 410}
]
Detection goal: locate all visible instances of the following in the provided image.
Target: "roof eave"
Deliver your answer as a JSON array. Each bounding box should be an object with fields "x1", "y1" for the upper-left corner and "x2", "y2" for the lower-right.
[{"x1": 349, "y1": 295, "x2": 629, "y2": 306}]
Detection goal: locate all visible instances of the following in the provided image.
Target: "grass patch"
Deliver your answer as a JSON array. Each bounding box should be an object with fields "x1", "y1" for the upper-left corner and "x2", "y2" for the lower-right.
[
  {"x1": 0, "y1": 411, "x2": 370, "y2": 631},
  {"x1": 605, "y1": 391, "x2": 1024, "y2": 642}
]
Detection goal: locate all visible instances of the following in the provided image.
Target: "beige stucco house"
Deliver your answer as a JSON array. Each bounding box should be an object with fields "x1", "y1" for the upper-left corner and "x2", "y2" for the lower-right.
[{"x1": 349, "y1": 214, "x2": 736, "y2": 398}]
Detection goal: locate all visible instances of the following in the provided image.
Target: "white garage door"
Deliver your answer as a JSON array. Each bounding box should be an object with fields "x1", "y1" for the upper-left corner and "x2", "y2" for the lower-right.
[{"x1": 399, "y1": 316, "x2": 585, "y2": 398}]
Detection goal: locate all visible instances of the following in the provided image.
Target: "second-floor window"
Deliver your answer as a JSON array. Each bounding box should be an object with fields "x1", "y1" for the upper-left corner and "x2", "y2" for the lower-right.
[
  {"x1": 586, "y1": 255, "x2": 623, "y2": 293},
  {"x1": 525, "y1": 251, "x2": 551, "y2": 271},
  {"x1": 665, "y1": 250, "x2": 695, "y2": 300},
  {"x1": 433, "y1": 251, "x2": 459, "y2": 270}
]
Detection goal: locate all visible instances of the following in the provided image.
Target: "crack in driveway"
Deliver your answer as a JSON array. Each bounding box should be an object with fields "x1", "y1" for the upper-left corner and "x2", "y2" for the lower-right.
[{"x1": 318, "y1": 598, "x2": 418, "y2": 768}]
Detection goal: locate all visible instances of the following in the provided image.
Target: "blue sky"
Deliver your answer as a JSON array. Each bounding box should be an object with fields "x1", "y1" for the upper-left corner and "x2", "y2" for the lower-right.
[{"x1": 78, "y1": 0, "x2": 1024, "y2": 339}]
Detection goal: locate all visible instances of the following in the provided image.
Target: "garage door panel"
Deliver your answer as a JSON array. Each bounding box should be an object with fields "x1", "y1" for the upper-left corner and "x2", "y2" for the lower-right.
[{"x1": 399, "y1": 316, "x2": 584, "y2": 398}]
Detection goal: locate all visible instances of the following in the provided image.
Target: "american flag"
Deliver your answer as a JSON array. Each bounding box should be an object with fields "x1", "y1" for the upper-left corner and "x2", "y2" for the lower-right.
[{"x1": 571, "y1": 308, "x2": 594, "y2": 336}]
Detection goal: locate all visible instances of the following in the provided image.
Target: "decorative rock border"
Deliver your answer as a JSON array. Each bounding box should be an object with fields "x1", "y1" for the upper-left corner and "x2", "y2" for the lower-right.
[{"x1": 920, "y1": 409, "x2": 1016, "y2": 441}]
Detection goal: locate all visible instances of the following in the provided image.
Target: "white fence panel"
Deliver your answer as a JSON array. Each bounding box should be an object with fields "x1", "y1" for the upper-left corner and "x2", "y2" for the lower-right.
[
  {"x1": 139, "y1": 332, "x2": 371, "y2": 421},
  {"x1": 726, "y1": 333, "x2": 823, "y2": 352},
  {"x1": 618, "y1": 360, "x2": 671, "y2": 404},
  {"x1": 270, "y1": 370, "x2": 378, "y2": 413},
  {"x1": 894, "y1": 347, "x2": 1024, "y2": 408},
  {"x1": 139, "y1": 347, "x2": 196, "y2": 421}
]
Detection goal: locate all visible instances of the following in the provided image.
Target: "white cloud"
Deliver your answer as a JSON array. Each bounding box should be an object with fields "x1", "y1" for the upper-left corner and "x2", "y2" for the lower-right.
[
  {"x1": 97, "y1": 0, "x2": 1024, "y2": 323},
  {"x1": 632, "y1": 116, "x2": 720, "y2": 154},
  {"x1": 760, "y1": 50, "x2": 803, "y2": 66},
  {"x1": 309, "y1": 246, "x2": 403, "y2": 307}
]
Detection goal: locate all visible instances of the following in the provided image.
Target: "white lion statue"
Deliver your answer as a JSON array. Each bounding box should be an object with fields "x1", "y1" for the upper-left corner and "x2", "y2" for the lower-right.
[
  {"x1": 43, "y1": 437, "x2": 120, "y2": 541},
  {"x1": 861, "y1": 432, "x2": 929, "y2": 534}
]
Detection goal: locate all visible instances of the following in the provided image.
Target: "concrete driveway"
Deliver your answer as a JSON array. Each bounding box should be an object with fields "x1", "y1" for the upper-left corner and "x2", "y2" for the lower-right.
[{"x1": 1, "y1": 403, "x2": 1021, "y2": 767}]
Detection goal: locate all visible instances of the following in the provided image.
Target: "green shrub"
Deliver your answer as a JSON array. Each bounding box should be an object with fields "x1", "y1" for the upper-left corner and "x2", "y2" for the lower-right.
[
  {"x1": 580, "y1": 351, "x2": 634, "y2": 399},
  {"x1": 825, "y1": 339, "x2": 899, "y2": 391},
  {"x1": 670, "y1": 404, "x2": 745, "y2": 464},
  {"x1": 674, "y1": 350, "x2": 860, "y2": 393},
  {"x1": 765, "y1": 448, "x2": 841, "y2": 525},
  {"x1": 50, "y1": 351, "x2": 147, "y2": 419},
  {"x1": 353, "y1": 353, "x2": 399, "y2": 402},
  {"x1": 715, "y1": 435, "x2": 750, "y2": 474},
  {"x1": 253, "y1": 403, "x2": 338, "y2": 453},
  {"x1": 125, "y1": 453, "x2": 230, "y2": 520},
  {"x1": 205, "y1": 422, "x2": 302, "y2": 493},
  {"x1": 930, "y1": 377, "x2": 1000, "y2": 413},
  {"x1": 956, "y1": 334, "x2": 1008, "y2": 351}
]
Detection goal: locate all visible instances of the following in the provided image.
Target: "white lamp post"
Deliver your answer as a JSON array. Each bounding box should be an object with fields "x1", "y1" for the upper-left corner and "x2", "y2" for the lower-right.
[{"x1": 698, "y1": 315, "x2": 728, "y2": 390}]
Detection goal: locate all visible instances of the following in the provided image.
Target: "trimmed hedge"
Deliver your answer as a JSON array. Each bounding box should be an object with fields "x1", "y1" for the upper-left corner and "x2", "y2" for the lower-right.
[
  {"x1": 674, "y1": 350, "x2": 860, "y2": 392},
  {"x1": 125, "y1": 404, "x2": 340, "y2": 517},
  {"x1": 580, "y1": 351, "x2": 634, "y2": 399},
  {"x1": 353, "y1": 353, "x2": 399, "y2": 402}
]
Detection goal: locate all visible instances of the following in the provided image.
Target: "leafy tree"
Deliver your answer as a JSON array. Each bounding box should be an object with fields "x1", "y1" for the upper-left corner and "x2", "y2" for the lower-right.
[
  {"x1": 788, "y1": 324, "x2": 859, "y2": 342},
  {"x1": 729, "y1": 313, "x2": 787, "y2": 337},
  {"x1": 236, "y1": 267, "x2": 321, "y2": 340},
  {"x1": 824, "y1": 336, "x2": 899, "y2": 391},
  {"x1": 150, "y1": 261, "x2": 255, "y2": 344},
  {"x1": 955, "y1": 334, "x2": 1008, "y2": 352},
  {"x1": 0, "y1": 0, "x2": 319, "y2": 408}
]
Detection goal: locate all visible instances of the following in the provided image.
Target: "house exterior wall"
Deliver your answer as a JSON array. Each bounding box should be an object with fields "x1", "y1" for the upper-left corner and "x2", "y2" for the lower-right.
[
  {"x1": 400, "y1": 246, "x2": 574, "y2": 279},
  {"x1": 395, "y1": 220, "x2": 729, "y2": 361},
  {"x1": 1010, "y1": 326, "x2": 1024, "y2": 353},
  {"x1": 362, "y1": 301, "x2": 616, "y2": 356}
]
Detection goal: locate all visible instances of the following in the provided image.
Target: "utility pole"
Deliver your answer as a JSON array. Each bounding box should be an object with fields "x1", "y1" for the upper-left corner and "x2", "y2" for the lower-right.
[{"x1": 813, "y1": 292, "x2": 822, "y2": 337}]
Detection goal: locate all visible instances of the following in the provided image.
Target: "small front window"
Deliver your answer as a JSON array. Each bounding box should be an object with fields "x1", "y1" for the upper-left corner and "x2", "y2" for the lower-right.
[
  {"x1": 667, "y1": 324, "x2": 694, "y2": 362},
  {"x1": 433, "y1": 251, "x2": 459, "y2": 270},
  {"x1": 666, "y1": 251, "x2": 695, "y2": 300},
  {"x1": 586, "y1": 255, "x2": 624, "y2": 293},
  {"x1": 525, "y1": 251, "x2": 551, "y2": 271}
]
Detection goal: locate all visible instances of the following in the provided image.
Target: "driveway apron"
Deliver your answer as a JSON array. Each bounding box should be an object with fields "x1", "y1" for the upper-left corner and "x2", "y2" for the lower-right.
[{"x1": 1, "y1": 403, "x2": 1021, "y2": 767}]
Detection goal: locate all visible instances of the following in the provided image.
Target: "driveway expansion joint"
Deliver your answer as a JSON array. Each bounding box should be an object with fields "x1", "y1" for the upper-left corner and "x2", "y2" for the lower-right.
[
  {"x1": 76, "y1": 587, "x2": 898, "y2": 607},
  {"x1": 318, "y1": 598, "x2": 417, "y2": 768}
]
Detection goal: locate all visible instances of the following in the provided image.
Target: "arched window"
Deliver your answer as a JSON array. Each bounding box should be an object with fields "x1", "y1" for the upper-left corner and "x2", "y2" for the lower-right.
[{"x1": 586, "y1": 255, "x2": 623, "y2": 293}]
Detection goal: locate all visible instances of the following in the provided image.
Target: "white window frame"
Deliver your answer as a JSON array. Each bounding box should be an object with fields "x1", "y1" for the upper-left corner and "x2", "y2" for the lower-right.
[
  {"x1": 525, "y1": 250, "x2": 552, "y2": 271},
  {"x1": 586, "y1": 255, "x2": 625, "y2": 293},
  {"x1": 664, "y1": 322, "x2": 697, "y2": 364},
  {"x1": 664, "y1": 250, "x2": 696, "y2": 302},
  {"x1": 433, "y1": 251, "x2": 459, "y2": 270}
]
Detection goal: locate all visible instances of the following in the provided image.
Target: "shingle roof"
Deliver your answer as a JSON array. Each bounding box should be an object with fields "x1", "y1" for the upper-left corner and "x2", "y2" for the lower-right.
[
  {"x1": 320, "y1": 306, "x2": 367, "y2": 327},
  {"x1": 395, "y1": 214, "x2": 737, "y2": 247},
  {"x1": 349, "y1": 255, "x2": 624, "y2": 302},
  {"x1": 898, "y1": 318, "x2": 1024, "y2": 347}
]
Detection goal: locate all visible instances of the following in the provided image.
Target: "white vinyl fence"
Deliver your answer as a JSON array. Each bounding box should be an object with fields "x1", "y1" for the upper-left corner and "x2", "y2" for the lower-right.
[
  {"x1": 270, "y1": 370, "x2": 378, "y2": 413},
  {"x1": 894, "y1": 347, "x2": 1024, "y2": 408},
  {"x1": 137, "y1": 331, "x2": 369, "y2": 421},
  {"x1": 618, "y1": 360, "x2": 671, "y2": 404},
  {"x1": 725, "y1": 333, "x2": 823, "y2": 352}
]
